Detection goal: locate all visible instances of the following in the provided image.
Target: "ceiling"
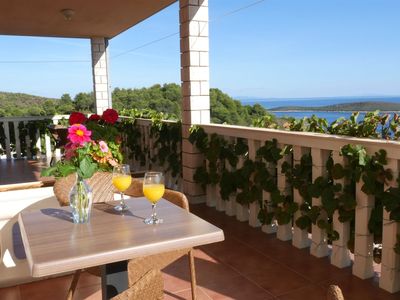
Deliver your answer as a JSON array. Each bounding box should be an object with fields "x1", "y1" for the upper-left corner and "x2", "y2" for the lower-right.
[{"x1": 0, "y1": 0, "x2": 176, "y2": 39}]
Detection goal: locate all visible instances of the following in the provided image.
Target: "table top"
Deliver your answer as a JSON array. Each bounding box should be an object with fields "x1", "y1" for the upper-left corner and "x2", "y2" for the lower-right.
[{"x1": 18, "y1": 197, "x2": 224, "y2": 277}]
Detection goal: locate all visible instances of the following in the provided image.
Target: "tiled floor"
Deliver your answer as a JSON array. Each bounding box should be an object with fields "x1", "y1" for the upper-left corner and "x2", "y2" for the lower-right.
[
  {"x1": 0, "y1": 159, "x2": 53, "y2": 186},
  {"x1": 1, "y1": 203, "x2": 400, "y2": 299},
  {"x1": 1, "y1": 160, "x2": 400, "y2": 299}
]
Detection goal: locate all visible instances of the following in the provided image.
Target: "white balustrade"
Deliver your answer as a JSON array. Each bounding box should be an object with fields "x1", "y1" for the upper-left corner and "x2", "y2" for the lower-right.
[
  {"x1": 196, "y1": 123, "x2": 400, "y2": 293},
  {"x1": 0, "y1": 115, "x2": 68, "y2": 161},
  {"x1": 96, "y1": 119, "x2": 400, "y2": 294}
]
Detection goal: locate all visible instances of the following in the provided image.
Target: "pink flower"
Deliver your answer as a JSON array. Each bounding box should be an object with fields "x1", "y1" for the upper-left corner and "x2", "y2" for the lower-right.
[
  {"x1": 64, "y1": 142, "x2": 80, "y2": 160},
  {"x1": 67, "y1": 124, "x2": 92, "y2": 145},
  {"x1": 99, "y1": 141, "x2": 109, "y2": 153}
]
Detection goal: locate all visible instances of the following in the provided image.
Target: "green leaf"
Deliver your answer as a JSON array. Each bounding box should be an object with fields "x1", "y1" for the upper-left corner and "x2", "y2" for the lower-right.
[
  {"x1": 295, "y1": 215, "x2": 311, "y2": 230},
  {"x1": 40, "y1": 166, "x2": 57, "y2": 177},
  {"x1": 58, "y1": 163, "x2": 77, "y2": 177},
  {"x1": 79, "y1": 156, "x2": 98, "y2": 179}
]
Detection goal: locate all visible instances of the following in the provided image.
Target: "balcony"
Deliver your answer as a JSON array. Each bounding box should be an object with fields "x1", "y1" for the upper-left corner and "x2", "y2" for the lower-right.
[{"x1": 1, "y1": 115, "x2": 400, "y2": 299}]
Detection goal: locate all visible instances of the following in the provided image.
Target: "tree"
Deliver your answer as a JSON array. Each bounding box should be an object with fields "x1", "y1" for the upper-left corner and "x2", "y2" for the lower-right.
[{"x1": 74, "y1": 92, "x2": 95, "y2": 112}]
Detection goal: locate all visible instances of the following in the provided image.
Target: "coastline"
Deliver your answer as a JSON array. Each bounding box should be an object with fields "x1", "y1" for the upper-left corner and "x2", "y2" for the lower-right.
[{"x1": 268, "y1": 110, "x2": 400, "y2": 113}]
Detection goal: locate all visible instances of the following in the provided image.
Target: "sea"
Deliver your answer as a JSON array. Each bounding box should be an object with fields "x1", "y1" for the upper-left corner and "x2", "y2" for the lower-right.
[{"x1": 240, "y1": 96, "x2": 400, "y2": 124}]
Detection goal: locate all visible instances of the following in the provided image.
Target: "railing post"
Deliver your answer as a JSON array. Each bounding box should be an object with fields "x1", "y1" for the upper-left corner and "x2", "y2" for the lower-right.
[
  {"x1": 24, "y1": 121, "x2": 32, "y2": 159},
  {"x1": 236, "y1": 156, "x2": 249, "y2": 222},
  {"x1": 3, "y1": 121, "x2": 11, "y2": 159},
  {"x1": 276, "y1": 143, "x2": 292, "y2": 241},
  {"x1": 331, "y1": 150, "x2": 351, "y2": 268},
  {"x1": 35, "y1": 129, "x2": 42, "y2": 159},
  {"x1": 206, "y1": 184, "x2": 217, "y2": 207},
  {"x1": 215, "y1": 184, "x2": 225, "y2": 211},
  {"x1": 310, "y1": 148, "x2": 330, "y2": 257},
  {"x1": 292, "y1": 146, "x2": 311, "y2": 248},
  {"x1": 13, "y1": 121, "x2": 21, "y2": 159},
  {"x1": 45, "y1": 133, "x2": 52, "y2": 161},
  {"x1": 248, "y1": 139, "x2": 261, "y2": 227},
  {"x1": 224, "y1": 138, "x2": 236, "y2": 216},
  {"x1": 380, "y1": 158, "x2": 400, "y2": 292},
  {"x1": 353, "y1": 180, "x2": 375, "y2": 279},
  {"x1": 262, "y1": 161, "x2": 277, "y2": 234}
]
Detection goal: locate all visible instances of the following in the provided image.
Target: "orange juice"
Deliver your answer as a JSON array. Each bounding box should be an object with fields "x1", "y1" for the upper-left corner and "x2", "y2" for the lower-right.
[
  {"x1": 143, "y1": 184, "x2": 165, "y2": 203},
  {"x1": 112, "y1": 175, "x2": 132, "y2": 192}
]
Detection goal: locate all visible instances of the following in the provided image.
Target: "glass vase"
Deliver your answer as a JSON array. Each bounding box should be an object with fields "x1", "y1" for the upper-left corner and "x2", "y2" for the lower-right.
[{"x1": 69, "y1": 175, "x2": 93, "y2": 224}]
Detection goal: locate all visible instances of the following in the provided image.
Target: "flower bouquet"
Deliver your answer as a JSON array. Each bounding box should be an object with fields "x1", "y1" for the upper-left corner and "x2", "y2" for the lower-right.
[
  {"x1": 42, "y1": 109, "x2": 124, "y2": 223},
  {"x1": 42, "y1": 109, "x2": 123, "y2": 179}
]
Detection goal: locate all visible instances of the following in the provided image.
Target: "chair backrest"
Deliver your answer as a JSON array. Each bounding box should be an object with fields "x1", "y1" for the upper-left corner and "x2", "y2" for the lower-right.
[
  {"x1": 124, "y1": 179, "x2": 189, "y2": 211},
  {"x1": 124, "y1": 178, "x2": 144, "y2": 197},
  {"x1": 327, "y1": 285, "x2": 344, "y2": 300},
  {"x1": 53, "y1": 172, "x2": 114, "y2": 206},
  {"x1": 163, "y1": 189, "x2": 189, "y2": 211},
  {"x1": 111, "y1": 268, "x2": 163, "y2": 300}
]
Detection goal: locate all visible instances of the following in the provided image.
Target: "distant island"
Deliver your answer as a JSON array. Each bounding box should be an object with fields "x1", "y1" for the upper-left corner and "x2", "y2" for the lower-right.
[{"x1": 269, "y1": 101, "x2": 400, "y2": 112}]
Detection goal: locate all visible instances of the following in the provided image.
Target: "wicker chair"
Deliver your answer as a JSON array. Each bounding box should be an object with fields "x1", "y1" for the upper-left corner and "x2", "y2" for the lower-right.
[
  {"x1": 59, "y1": 175, "x2": 196, "y2": 299},
  {"x1": 53, "y1": 171, "x2": 114, "y2": 206},
  {"x1": 55, "y1": 172, "x2": 115, "y2": 300},
  {"x1": 110, "y1": 268, "x2": 163, "y2": 300},
  {"x1": 327, "y1": 285, "x2": 345, "y2": 300},
  {"x1": 124, "y1": 186, "x2": 197, "y2": 300}
]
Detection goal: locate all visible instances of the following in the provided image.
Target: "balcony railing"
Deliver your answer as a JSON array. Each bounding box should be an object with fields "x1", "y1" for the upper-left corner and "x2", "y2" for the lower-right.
[
  {"x1": 1, "y1": 115, "x2": 400, "y2": 293},
  {"x1": 128, "y1": 119, "x2": 400, "y2": 294},
  {"x1": 0, "y1": 115, "x2": 69, "y2": 160}
]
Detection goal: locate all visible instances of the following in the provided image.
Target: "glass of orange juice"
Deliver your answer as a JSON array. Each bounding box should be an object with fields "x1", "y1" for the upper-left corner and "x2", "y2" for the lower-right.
[
  {"x1": 112, "y1": 164, "x2": 132, "y2": 212},
  {"x1": 143, "y1": 171, "x2": 165, "y2": 224}
]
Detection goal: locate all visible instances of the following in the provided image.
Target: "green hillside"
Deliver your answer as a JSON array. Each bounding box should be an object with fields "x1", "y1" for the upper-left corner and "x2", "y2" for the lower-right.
[
  {"x1": 270, "y1": 101, "x2": 400, "y2": 112},
  {"x1": 0, "y1": 84, "x2": 271, "y2": 126}
]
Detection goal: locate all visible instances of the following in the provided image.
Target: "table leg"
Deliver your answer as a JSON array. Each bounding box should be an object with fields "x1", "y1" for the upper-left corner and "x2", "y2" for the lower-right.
[
  {"x1": 66, "y1": 269, "x2": 81, "y2": 300},
  {"x1": 100, "y1": 261, "x2": 128, "y2": 300}
]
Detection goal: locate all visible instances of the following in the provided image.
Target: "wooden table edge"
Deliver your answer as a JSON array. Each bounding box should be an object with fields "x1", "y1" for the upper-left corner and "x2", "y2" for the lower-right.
[{"x1": 25, "y1": 225, "x2": 224, "y2": 278}]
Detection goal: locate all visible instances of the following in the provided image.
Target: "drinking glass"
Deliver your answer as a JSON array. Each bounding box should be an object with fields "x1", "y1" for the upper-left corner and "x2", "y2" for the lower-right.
[
  {"x1": 143, "y1": 171, "x2": 165, "y2": 224},
  {"x1": 112, "y1": 164, "x2": 132, "y2": 211}
]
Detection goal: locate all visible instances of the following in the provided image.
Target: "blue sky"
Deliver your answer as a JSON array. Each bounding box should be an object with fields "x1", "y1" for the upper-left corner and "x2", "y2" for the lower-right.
[{"x1": 0, "y1": 0, "x2": 399, "y2": 99}]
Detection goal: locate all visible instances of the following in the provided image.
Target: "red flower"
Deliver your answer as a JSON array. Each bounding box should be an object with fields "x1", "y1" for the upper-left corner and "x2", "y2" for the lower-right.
[
  {"x1": 69, "y1": 112, "x2": 86, "y2": 125},
  {"x1": 102, "y1": 109, "x2": 119, "y2": 124},
  {"x1": 88, "y1": 114, "x2": 101, "y2": 121}
]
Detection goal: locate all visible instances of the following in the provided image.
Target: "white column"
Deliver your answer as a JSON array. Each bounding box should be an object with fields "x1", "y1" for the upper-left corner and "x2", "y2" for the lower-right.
[
  {"x1": 180, "y1": 0, "x2": 210, "y2": 203},
  {"x1": 91, "y1": 37, "x2": 111, "y2": 114}
]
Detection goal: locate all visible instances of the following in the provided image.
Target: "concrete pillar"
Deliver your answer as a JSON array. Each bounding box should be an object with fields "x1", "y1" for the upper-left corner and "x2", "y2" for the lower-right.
[
  {"x1": 180, "y1": 0, "x2": 210, "y2": 203},
  {"x1": 90, "y1": 37, "x2": 112, "y2": 114}
]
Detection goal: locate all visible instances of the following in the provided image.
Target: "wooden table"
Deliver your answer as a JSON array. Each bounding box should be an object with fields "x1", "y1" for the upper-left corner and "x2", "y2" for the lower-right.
[{"x1": 18, "y1": 197, "x2": 224, "y2": 296}]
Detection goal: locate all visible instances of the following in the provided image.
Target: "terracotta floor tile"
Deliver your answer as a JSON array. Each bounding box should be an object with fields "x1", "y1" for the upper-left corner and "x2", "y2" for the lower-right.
[
  {"x1": 0, "y1": 286, "x2": 21, "y2": 300},
  {"x1": 74, "y1": 284, "x2": 102, "y2": 299},
  {"x1": 319, "y1": 277, "x2": 400, "y2": 300},
  {"x1": 276, "y1": 284, "x2": 326, "y2": 300},
  {"x1": 243, "y1": 264, "x2": 311, "y2": 297},
  {"x1": 163, "y1": 272, "x2": 193, "y2": 294},
  {"x1": 164, "y1": 287, "x2": 211, "y2": 300},
  {"x1": 202, "y1": 275, "x2": 274, "y2": 300},
  {"x1": 19, "y1": 275, "x2": 71, "y2": 300},
  {"x1": 76, "y1": 271, "x2": 102, "y2": 289},
  {"x1": 163, "y1": 251, "x2": 241, "y2": 292}
]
